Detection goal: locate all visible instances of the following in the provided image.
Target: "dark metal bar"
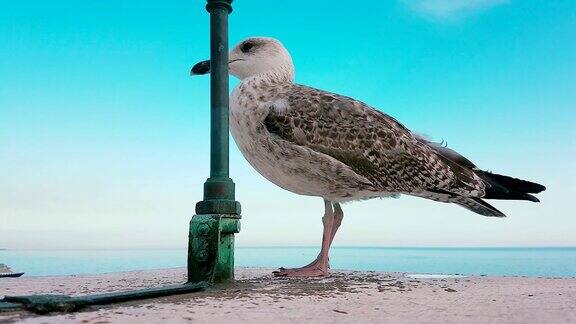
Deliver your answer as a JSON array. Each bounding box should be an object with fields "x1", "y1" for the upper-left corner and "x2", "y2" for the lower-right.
[{"x1": 1, "y1": 283, "x2": 206, "y2": 315}]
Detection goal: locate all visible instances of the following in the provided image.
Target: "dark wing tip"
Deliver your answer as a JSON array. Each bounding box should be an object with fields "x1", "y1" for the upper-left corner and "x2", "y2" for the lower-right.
[
  {"x1": 533, "y1": 183, "x2": 546, "y2": 193},
  {"x1": 523, "y1": 193, "x2": 540, "y2": 203}
]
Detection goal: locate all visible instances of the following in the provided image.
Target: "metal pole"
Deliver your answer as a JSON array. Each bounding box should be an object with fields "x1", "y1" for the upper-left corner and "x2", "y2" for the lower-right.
[
  {"x1": 188, "y1": 0, "x2": 241, "y2": 284},
  {"x1": 209, "y1": 0, "x2": 230, "y2": 180},
  {"x1": 194, "y1": 1, "x2": 241, "y2": 215}
]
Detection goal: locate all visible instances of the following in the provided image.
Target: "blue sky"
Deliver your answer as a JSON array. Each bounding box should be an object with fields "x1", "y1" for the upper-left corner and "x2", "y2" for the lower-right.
[{"x1": 1, "y1": 0, "x2": 575, "y2": 249}]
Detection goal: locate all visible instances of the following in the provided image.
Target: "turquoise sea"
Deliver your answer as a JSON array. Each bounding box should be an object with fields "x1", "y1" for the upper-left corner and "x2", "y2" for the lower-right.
[{"x1": 1, "y1": 247, "x2": 575, "y2": 278}]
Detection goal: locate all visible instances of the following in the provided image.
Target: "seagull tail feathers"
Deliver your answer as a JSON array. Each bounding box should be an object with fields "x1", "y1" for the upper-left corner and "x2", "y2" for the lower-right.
[
  {"x1": 453, "y1": 197, "x2": 506, "y2": 217},
  {"x1": 477, "y1": 171, "x2": 546, "y2": 203}
]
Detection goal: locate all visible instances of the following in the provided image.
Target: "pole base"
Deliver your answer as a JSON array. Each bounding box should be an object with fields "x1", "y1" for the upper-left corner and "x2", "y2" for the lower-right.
[{"x1": 187, "y1": 214, "x2": 241, "y2": 283}]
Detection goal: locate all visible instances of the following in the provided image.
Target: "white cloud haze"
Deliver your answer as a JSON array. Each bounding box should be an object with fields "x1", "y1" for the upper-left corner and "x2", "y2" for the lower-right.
[{"x1": 405, "y1": 0, "x2": 509, "y2": 19}]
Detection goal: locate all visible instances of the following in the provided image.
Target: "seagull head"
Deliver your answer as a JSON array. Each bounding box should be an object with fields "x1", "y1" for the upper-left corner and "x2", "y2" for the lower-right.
[{"x1": 191, "y1": 37, "x2": 294, "y2": 81}]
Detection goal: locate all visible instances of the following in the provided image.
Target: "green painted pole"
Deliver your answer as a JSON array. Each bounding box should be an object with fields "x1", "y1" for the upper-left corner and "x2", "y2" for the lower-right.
[
  {"x1": 209, "y1": 0, "x2": 230, "y2": 180},
  {"x1": 188, "y1": 0, "x2": 241, "y2": 284},
  {"x1": 195, "y1": 0, "x2": 240, "y2": 214}
]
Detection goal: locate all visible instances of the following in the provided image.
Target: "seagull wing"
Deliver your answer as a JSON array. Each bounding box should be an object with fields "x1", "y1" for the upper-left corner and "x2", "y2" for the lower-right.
[{"x1": 263, "y1": 84, "x2": 486, "y2": 197}]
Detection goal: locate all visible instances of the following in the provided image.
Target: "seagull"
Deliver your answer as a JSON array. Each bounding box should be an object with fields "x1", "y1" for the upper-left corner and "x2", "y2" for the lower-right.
[{"x1": 191, "y1": 37, "x2": 546, "y2": 277}]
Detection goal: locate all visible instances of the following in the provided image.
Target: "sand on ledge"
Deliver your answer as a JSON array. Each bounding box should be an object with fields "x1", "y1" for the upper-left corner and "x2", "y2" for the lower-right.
[{"x1": 1, "y1": 267, "x2": 575, "y2": 323}]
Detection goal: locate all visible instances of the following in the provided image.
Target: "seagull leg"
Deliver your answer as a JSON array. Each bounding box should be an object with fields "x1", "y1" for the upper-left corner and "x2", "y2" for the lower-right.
[
  {"x1": 300, "y1": 202, "x2": 344, "y2": 269},
  {"x1": 327, "y1": 202, "x2": 344, "y2": 268},
  {"x1": 330, "y1": 202, "x2": 344, "y2": 245},
  {"x1": 273, "y1": 199, "x2": 336, "y2": 277}
]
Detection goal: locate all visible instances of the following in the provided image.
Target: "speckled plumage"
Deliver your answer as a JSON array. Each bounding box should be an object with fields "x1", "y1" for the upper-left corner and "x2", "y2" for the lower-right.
[
  {"x1": 229, "y1": 72, "x2": 507, "y2": 215},
  {"x1": 217, "y1": 37, "x2": 544, "y2": 219}
]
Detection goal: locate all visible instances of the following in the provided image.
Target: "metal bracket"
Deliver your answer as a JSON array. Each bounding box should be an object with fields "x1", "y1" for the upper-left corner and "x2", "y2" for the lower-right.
[{"x1": 187, "y1": 214, "x2": 241, "y2": 283}]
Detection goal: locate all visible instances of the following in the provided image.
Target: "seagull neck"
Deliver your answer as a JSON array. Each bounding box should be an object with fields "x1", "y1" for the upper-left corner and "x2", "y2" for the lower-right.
[{"x1": 246, "y1": 66, "x2": 294, "y2": 86}]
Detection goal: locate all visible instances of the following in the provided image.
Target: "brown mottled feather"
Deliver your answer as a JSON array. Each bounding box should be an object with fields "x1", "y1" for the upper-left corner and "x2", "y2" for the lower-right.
[{"x1": 263, "y1": 84, "x2": 486, "y2": 197}]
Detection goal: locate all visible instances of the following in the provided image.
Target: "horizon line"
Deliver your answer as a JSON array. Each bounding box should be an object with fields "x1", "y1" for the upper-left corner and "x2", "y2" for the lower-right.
[{"x1": 3, "y1": 245, "x2": 576, "y2": 251}]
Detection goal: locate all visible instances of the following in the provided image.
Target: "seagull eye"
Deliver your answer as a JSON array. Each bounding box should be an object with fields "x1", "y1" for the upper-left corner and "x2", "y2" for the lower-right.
[{"x1": 241, "y1": 42, "x2": 254, "y2": 53}]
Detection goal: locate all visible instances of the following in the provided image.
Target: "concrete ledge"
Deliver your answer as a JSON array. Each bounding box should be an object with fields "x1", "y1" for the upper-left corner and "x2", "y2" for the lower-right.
[{"x1": 1, "y1": 267, "x2": 575, "y2": 323}]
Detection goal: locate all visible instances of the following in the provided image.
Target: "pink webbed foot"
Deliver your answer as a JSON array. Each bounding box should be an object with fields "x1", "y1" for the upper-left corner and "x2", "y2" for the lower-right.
[
  {"x1": 273, "y1": 200, "x2": 342, "y2": 278},
  {"x1": 272, "y1": 261, "x2": 329, "y2": 277}
]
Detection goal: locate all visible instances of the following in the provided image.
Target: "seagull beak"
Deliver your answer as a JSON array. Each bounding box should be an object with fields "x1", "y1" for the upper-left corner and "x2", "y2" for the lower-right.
[{"x1": 191, "y1": 60, "x2": 210, "y2": 76}]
